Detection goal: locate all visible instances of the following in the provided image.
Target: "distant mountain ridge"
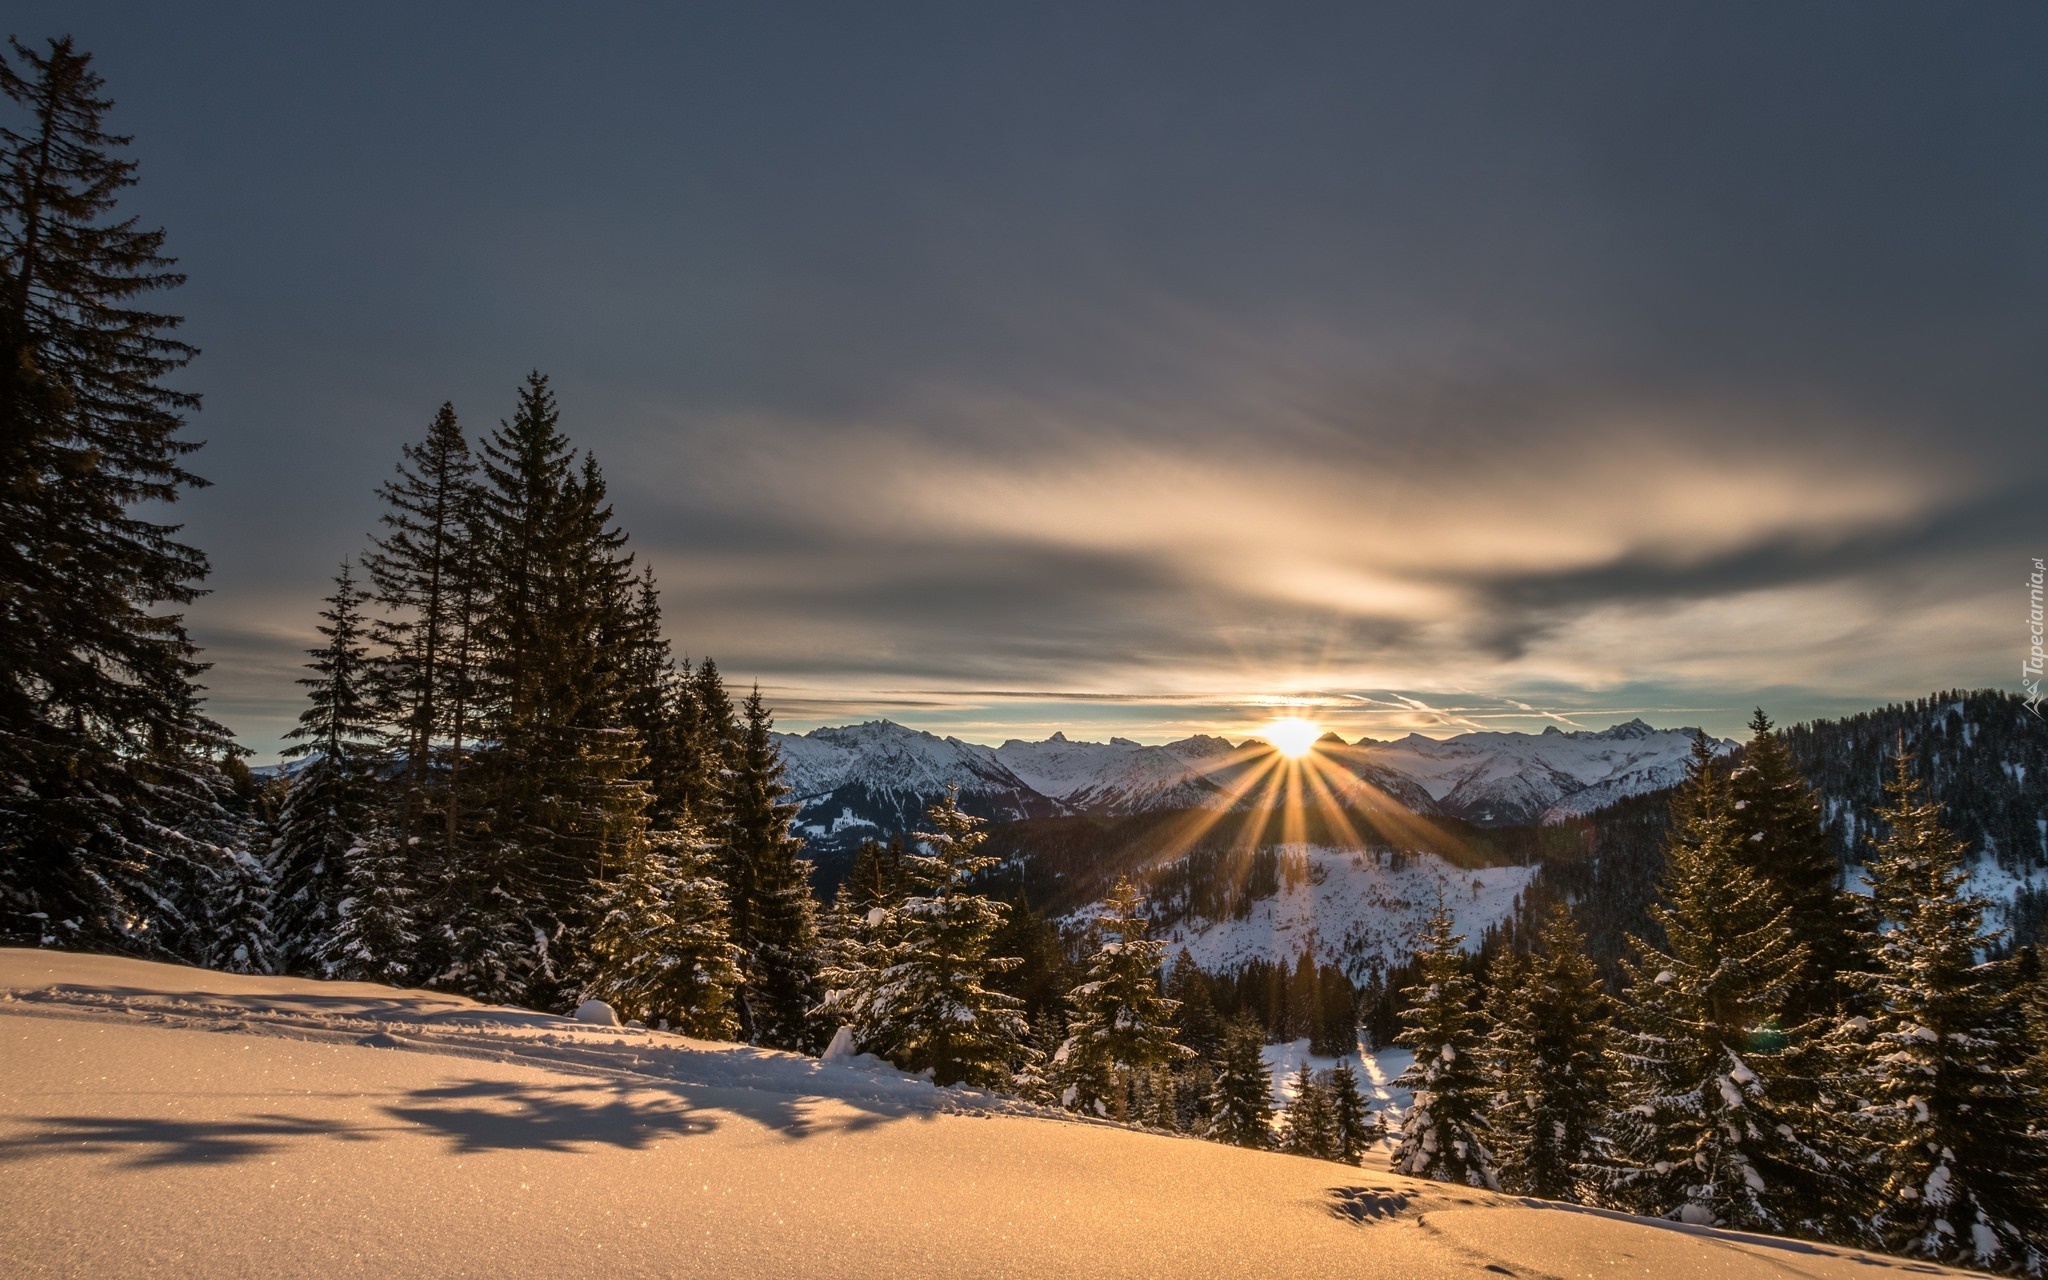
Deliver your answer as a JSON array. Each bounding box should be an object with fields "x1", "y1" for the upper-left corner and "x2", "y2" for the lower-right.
[{"x1": 771, "y1": 716, "x2": 1728, "y2": 869}]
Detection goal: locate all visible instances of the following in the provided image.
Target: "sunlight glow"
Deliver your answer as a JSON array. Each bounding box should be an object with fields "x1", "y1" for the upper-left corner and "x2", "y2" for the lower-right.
[{"x1": 1262, "y1": 716, "x2": 1322, "y2": 759}]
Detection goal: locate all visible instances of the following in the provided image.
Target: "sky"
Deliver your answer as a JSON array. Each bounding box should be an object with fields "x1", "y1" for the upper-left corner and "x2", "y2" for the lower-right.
[{"x1": 12, "y1": 3, "x2": 2044, "y2": 760}]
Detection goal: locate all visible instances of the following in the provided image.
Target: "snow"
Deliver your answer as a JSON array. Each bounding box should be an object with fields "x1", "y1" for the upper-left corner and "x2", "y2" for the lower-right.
[
  {"x1": 1161, "y1": 845, "x2": 1539, "y2": 979},
  {"x1": 574, "y1": 998, "x2": 620, "y2": 1026},
  {"x1": 0, "y1": 949, "x2": 1980, "y2": 1279},
  {"x1": 775, "y1": 718, "x2": 1732, "y2": 827}
]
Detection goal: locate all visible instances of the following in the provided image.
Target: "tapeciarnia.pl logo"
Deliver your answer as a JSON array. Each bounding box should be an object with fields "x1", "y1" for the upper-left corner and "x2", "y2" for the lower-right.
[{"x1": 2026, "y1": 556, "x2": 2045, "y2": 719}]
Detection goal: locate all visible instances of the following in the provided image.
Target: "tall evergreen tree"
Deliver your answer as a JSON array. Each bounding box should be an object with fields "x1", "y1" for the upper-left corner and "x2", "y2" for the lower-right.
[
  {"x1": 1485, "y1": 905, "x2": 1612, "y2": 1202},
  {"x1": 1166, "y1": 950, "x2": 1224, "y2": 1061},
  {"x1": 583, "y1": 824, "x2": 743, "y2": 1039},
  {"x1": 463, "y1": 374, "x2": 649, "y2": 1004},
  {"x1": 1391, "y1": 902, "x2": 1498, "y2": 1189},
  {"x1": 819, "y1": 787, "x2": 1027, "y2": 1088},
  {"x1": 1604, "y1": 738, "x2": 1840, "y2": 1235},
  {"x1": 1279, "y1": 1063, "x2": 1340, "y2": 1160},
  {"x1": 362, "y1": 401, "x2": 476, "y2": 842},
  {"x1": 724, "y1": 685, "x2": 821, "y2": 1051},
  {"x1": 1851, "y1": 750, "x2": 2046, "y2": 1275},
  {"x1": 270, "y1": 562, "x2": 384, "y2": 972},
  {"x1": 1327, "y1": 1060, "x2": 1378, "y2": 1165},
  {"x1": 0, "y1": 36, "x2": 230, "y2": 951},
  {"x1": 1056, "y1": 877, "x2": 1191, "y2": 1119},
  {"x1": 1203, "y1": 1015, "x2": 1274, "y2": 1148},
  {"x1": 320, "y1": 830, "x2": 417, "y2": 986},
  {"x1": 842, "y1": 835, "x2": 907, "y2": 913},
  {"x1": 1728, "y1": 709, "x2": 1868, "y2": 1020}
]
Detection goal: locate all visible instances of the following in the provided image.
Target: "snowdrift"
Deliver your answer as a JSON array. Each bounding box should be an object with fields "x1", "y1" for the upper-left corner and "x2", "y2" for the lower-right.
[{"x1": 0, "y1": 950, "x2": 1982, "y2": 1279}]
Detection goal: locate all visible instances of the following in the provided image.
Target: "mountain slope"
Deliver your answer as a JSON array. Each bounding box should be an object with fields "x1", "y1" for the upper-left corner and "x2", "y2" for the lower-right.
[{"x1": 0, "y1": 949, "x2": 1977, "y2": 1280}]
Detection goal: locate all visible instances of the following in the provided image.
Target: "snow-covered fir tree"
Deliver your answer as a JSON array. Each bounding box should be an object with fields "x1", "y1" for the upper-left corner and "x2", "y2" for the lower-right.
[
  {"x1": 1849, "y1": 749, "x2": 2046, "y2": 1275},
  {"x1": 205, "y1": 844, "x2": 277, "y2": 975},
  {"x1": 1056, "y1": 876, "x2": 1191, "y2": 1120},
  {"x1": 583, "y1": 824, "x2": 742, "y2": 1038},
  {"x1": 1203, "y1": 1016, "x2": 1275, "y2": 1149},
  {"x1": 320, "y1": 831, "x2": 418, "y2": 986},
  {"x1": 819, "y1": 787, "x2": 1027, "y2": 1088},
  {"x1": 1391, "y1": 902, "x2": 1498, "y2": 1189},
  {"x1": 1728, "y1": 709, "x2": 1869, "y2": 1021},
  {"x1": 270, "y1": 562, "x2": 385, "y2": 973},
  {"x1": 723, "y1": 686, "x2": 821, "y2": 1052},
  {"x1": 1279, "y1": 1063, "x2": 1340, "y2": 1160},
  {"x1": 1485, "y1": 905, "x2": 1611, "y2": 1202},
  {"x1": 0, "y1": 38, "x2": 233, "y2": 954},
  {"x1": 1327, "y1": 1061, "x2": 1378, "y2": 1165},
  {"x1": 1604, "y1": 738, "x2": 1841, "y2": 1235}
]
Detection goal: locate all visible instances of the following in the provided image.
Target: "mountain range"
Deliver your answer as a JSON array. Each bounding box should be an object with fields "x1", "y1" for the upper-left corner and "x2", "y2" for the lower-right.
[{"x1": 772, "y1": 716, "x2": 1726, "y2": 864}]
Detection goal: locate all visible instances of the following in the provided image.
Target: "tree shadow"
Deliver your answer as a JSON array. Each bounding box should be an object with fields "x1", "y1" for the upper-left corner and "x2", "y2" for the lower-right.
[
  {"x1": 0, "y1": 1112, "x2": 380, "y2": 1168},
  {"x1": 1, "y1": 1070, "x2": 926, "y2": 1170},
  {"x1": 382, "y1": 1078, "x2": 716, "y2": 1154}
]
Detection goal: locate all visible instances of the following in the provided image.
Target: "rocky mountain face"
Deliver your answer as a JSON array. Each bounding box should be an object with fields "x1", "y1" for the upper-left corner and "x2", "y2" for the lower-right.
[{"x1": 770, "y1": 716, "x2": 1728, "y2": 878}]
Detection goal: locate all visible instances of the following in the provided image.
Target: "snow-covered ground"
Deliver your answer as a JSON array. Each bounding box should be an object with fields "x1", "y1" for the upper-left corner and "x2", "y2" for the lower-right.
[
  {"x1": 1161, "y1": 844, "x2": 1539, "y2": 980},
  {"x1": 1, "y1": 951, "x2": 1976, "y2": 1279}
]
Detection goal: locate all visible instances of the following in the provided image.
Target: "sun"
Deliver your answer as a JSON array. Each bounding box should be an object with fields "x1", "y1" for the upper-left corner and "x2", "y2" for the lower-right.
[{"x1": 1262, "y1": 715, "x2": 1322, "y2": 759}]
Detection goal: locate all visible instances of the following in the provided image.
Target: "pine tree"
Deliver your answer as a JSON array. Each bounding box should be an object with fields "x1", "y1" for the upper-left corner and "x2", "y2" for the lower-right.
[
  {"x1": 1203, "y1": 1015, "x2": 1274, "y2": 1148},
  {"x1": 843, "y1": 835, "x2": 907, "y2": 912},
  {"x1": 1057, "y1": 877, "x2": 1191, "y2": 1119},
  {"x1": 464, "y1": 375, "x2": 650, "y2": 1005},
  {"x1": 1851, "y1": 749, "x2": 2046, "y2": 1275},
  {"x1": 1603, "y1": 738, "x2": 1840, "y2": 1235},
  {"x1": 725, "y1": 685, "x2": 821, "y2": 1051},
  {"x1": 1167, "y1": 950, "x2": 1224, "y2": 1060},
  {"x1": 205, "y1": 844, "x2": 276, "y2": 976},
  {"x1": 583, "y1": 824, "x2": 742, "y2": 1039},
  {"x1": 320, "y1": 830, "x2": 417, "y2": 986},
  {"x1": 1728, "y1": 709, "x2": 1868, "y2": 1020},
  {"x1": 1486, "y1": 905, "x2": 1612, "y2": 1202},
  {"x1": 362, "y1": 401, "x2": 476, "y2": 843},
  {"x1": 1328, "y1": 1060, "x2": 1378, "y2": 1165},
  {"x1": 1280, "y1": 1063, "x2": 1341, "y2": 1160},
  {"x1": 0, "y1": 36, "x2": 230, "y2": 952},
  {"x1": 679, "y1": 655, "x2": 738, "y2": 828},
  {"x1": 819, "y1": 787, "x2": 1027, "y2": 1088},
  {"x1": 1391, "y1": 902, "x2": 1498, "y2": 1189},
  {"x1": 269, "y1": 562, "x2": 385, "y2": 973}
]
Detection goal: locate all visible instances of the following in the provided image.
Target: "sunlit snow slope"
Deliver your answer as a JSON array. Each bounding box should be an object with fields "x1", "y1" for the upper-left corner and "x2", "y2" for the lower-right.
[{"x1": 0, "y1": 951, "x2": 1976, "y2": 1279}]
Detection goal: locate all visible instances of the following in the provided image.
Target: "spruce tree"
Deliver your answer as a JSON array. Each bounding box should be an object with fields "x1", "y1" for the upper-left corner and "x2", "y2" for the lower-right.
[
  {"x1": 843, "y1": 835, "x2": 906, "y2": 912},
  {"x1": 464, "y1": 375, "x2": 650, "y2": 1005},
  {"x1": 0, "y1": 36, "x2": 230, "y2": 951},
  {"x1": 1057, "y1": 877, "x2": 1191, "y2": 1119},
  {"x1": 1279, "y1": 1063, "x2": 1341, "y2": 1160},
  {"x1": 1166, "y1": 950, "x2": 1223, "y2": 1060},
  {"x1": 1486, "y1": 905, "x2": 1612, "y2": 1202},
  {"x1": 1728, "y1": 709, "x2": 1868, "y2": 1020},
  {"x1": 320, "y1": 831, "x2": 417, "y2": 986},
  {"x1": 362, "y1": 401, "x2": 476, "y2": 842},
  {"x1": 725, "y1": 685, "x2": 821, "y2": 1051},
  {"x1": 1203, "y1": 1016, "x2": 1274, "y2": 1148},
  {"x1": 269, "y1": 562, "x2": 385, "y2": 973},
  {"x1": 206, "y1": 845, "x2": 277, "y2": 976},
  {"x1": 1328, "y1": 1060, "x2": 1378, "y2": 1165},
  {"x1": 1851, "y1": 750, "x2": 2046, "y2": 1274},
  {"x1": 1391, "y1": 902, "x2": 1498, "y2": 1189},
  {"x1": 583, "y1": 824, "x2": 742, "y2": 1039},
  {"x1": 819, "y1": 787, "x2": 1027, "y2": 1088},
  {"x1": 1604, "y1": 738, "x2": 1840, "y2": 1235}
]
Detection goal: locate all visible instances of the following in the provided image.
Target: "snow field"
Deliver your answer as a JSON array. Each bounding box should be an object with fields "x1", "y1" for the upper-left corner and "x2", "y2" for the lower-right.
[{"x1": 0, "y1": 950, "x2": 1982, "y2": 1279}]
